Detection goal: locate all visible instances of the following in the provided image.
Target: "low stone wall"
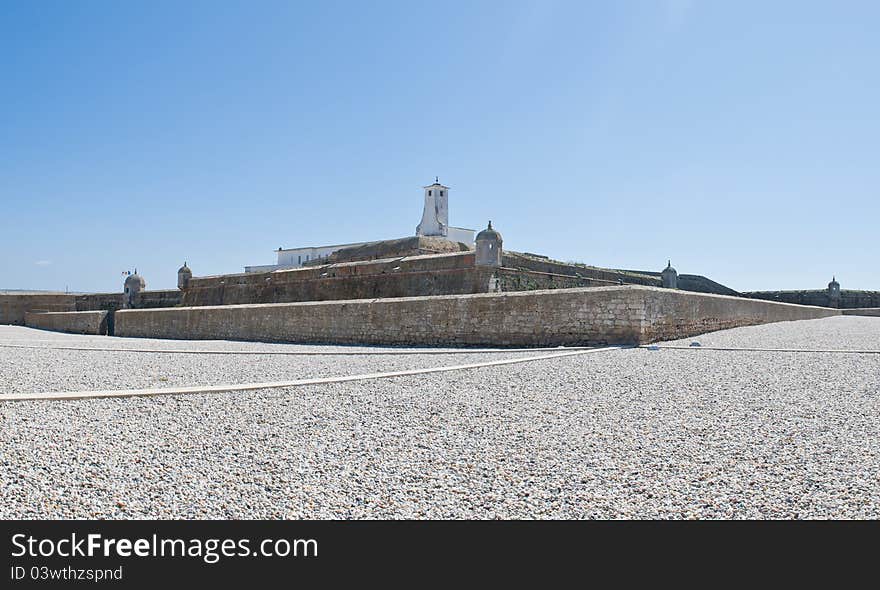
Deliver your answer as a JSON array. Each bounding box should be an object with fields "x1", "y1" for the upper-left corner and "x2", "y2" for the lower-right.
[
  {"x1": 0, "y1": 293, "x2": 76, "y2": 325},
  {"x1": 842, "y1": 308, "x2": 880, "y2": 317},
  {"x1": 115, "y1": 286, "x2": 840, "y2": 347},
  {"x1": 25, "y1": 310, "x2": 109, "y2": 335},
  {"x1": 640, "y1": 289, "x2": 839, "y2": 342}
]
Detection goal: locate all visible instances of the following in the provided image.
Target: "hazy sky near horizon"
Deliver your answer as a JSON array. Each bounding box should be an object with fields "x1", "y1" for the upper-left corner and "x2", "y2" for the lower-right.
[{"x1": 1, "y1": 0, "x2": 878, "y2": 293}]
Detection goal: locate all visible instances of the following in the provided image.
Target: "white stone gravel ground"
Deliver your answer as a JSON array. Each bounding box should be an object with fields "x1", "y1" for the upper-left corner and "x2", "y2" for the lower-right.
[
  {"x1": 664, "y1": 315, "x2": 880, "y2": 350},
  {"x1": 0, "y1": 325, "x2": 559, "y2": 396},
  {"x1": 1, "y1": 316, "x2": 878, "y2": 519}
]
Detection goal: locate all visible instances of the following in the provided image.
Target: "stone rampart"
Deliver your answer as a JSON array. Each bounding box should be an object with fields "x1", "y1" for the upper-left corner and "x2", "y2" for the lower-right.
[
  {"x1": 182, "y1": 251, "x2": 679, "y2": 308},
  {"x1": 183, "y1": 253, "x2": 493, "y2": 307},
  {"x1": 115, "y1": 286, "x2": 839, "y2": 347},
  {"x1": 76, "y1": 290, "x2": 182, "y2": 311},
  {"x1": 744, "y1": 290, "x2": 880, "y2": 309},
  {"x1": 0, "y1": 293, "x2": 76, "y2": 325},
  {"x1": 640, "y1": 289, "x2": 839, "y2": 342},
  {"x1": 494, "y1": 268, "x2": 607, "y2": 291},
  {"x1": 134, "y1": 290, "x2": 182, "y2": 308},
  {"x1": 505, "y1": 253, "x2": 661, "y2": 287},
  {"x1": 25, "y1": 310, "x2": 109, "y2": 335}
]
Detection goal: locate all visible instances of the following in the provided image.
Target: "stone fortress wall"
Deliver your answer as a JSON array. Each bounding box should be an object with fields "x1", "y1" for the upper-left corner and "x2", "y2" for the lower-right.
[
  {"x1": 617, "y1": 268, "x2": 741, "y2": 296},
  {"x1": 179, "y1": 249, "x2": 707, "y2": 309},
  {"x1": 4, "y1": 242, "x2": 870, "y2": 347},
  {"x1": 510, "y1": 255, "x2": 658, "y2": 286},
  {"x1": 115, "y1": 286, "x2": 840, "y2": 347},
  {"x1": 74, "y1": 292, "x2": 123, "y2": 312},
  {"x1": 25, "y1": 310, "x2": 109, "y2": 335},
  {"x1": 184, "y1": 252, "x2": 489, "y2": 307},
  {"x1": 743, "y1": 289, "x2": 880, "y2": 309},
  {"x1": 0, "y1": 248, "x2": 723, "y2": 329},
  {"x1": 0, "y1": 293, "x2": 76, "y2": 325},
  {"x1": 637, "y1": 288, "x2": 841, "y2": 342},
  {"x1": 73, "y1": 290, "x2": 182, "y2": 334},
  {"x1": 0, "y1": 290, "x2": 181, "y2": 328},
  {"x1": 74, "y1": 290, "x2": 182, "y2": 312},
  {"x1": 3, "y1": 217, "x2": 874, "y2": 346}
]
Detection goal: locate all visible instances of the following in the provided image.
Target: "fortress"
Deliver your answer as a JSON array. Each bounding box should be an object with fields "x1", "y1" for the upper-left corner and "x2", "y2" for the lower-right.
[{"x1": 3, "y1": 180, "x2": 878, "y2": 344}]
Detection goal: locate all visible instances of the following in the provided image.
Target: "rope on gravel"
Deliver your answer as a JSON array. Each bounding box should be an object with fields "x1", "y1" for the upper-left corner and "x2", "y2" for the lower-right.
[{"x1": 0, "y1": 346, "x2": 628, "y2": 402}]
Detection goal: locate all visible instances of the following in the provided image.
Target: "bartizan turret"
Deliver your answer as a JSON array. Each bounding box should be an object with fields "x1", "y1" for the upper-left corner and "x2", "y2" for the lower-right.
[
  {"x1": 178, "y1": 262, "x2": 192, "y2": 290},
  {"x1": 661, "y1": 260, "x2": 678, "y2": 289},
  {"x1": 123, "y1": 270, "x2": 146, "y2": 309},
  {"x1": 828, "y1": 276, "x2": 841, "y2": 308},
  {"x1": 475, "y1": 221, "x2": 503, "y2": 267}
]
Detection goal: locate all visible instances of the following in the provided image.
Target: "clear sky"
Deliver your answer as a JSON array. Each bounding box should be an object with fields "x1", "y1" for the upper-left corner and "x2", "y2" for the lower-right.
[{"x1": 1, "y1": 1, "x2": 878, "y2": 293}]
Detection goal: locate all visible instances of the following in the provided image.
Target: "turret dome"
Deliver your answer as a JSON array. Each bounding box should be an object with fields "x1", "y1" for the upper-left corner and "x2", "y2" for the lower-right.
[
  {"x1": 476, "y1": 221, "x2": 502, "y2": 242},
  {"x1": 124, "y1": 271, "x2": 145, "y2": 290}
]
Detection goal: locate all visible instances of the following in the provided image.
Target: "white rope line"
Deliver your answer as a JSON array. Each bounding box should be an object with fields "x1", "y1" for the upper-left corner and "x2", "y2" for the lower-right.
[
  {"x1": 0, "y1": 346, "x2": 627, "y2": 402},
  {"x1": 0, "y1": 342, "x2": 595, "y2": 356},
  {"x1": 644, "y1": 345, "x2": 880, "y2": 354}
]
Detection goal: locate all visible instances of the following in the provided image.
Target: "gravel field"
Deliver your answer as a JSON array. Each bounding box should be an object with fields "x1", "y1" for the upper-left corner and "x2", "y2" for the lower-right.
[
  {"x1": 0, "y1": 326, "x2": 544, "y2": 395},
  {"x1": 664, "y1": 315, "x2": 880, "y2": 350},
  {"x1": 0, "y1": 324, "x2": 549, "y2": 353},
  {"x1": 1, "y1": 316, "x2": 878, "y2": 519}
]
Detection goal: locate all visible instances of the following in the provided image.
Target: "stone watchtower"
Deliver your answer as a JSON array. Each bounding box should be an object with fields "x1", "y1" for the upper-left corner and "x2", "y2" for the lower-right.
[
  {"x1": 178, "y1": 262, "x2": 192, "y2": 290},
  {"x1": 827, "y1": 276, "x2": 841, "y2": 308},
  {"x1": 123, "y1": 270, "x2": 145, "y2": 309},
  {"x1": 661, "y1": 260, "x2": 678, "y2": 289},
  {"x1": 416, "y1": 177, "x2": 449, "y2": 237},
  {"x1": 475, "y1": 221, "x2": 503, "y2": 267}
]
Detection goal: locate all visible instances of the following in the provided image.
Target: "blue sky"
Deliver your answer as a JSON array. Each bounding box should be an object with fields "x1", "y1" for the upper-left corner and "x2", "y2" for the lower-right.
[{"x1": 1, "y1": 0, "x2": 877, "y2": 293}]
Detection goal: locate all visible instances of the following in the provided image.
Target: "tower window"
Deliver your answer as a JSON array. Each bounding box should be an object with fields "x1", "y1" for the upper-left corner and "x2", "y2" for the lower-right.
[
  {"x1": 428, "y1": 190, "x2": 432, "y2": 196},
  {"x1": 440, "y1": 191, "x2": 444, "y2": 196}
]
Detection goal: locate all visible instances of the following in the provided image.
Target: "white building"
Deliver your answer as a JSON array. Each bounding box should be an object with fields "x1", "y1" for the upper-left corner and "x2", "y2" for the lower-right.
[
  {"x1": 245, "y1": 179, "x2": 475, "y2": 273},
  {"x1": 244, "y1": 242, "x2": 368, "y2": 273}
]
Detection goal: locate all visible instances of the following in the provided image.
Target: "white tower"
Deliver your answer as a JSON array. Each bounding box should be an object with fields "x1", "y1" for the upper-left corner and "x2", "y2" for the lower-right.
[{"x1": 416, "y1": 177, "x2": 449, "y2": 237}]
